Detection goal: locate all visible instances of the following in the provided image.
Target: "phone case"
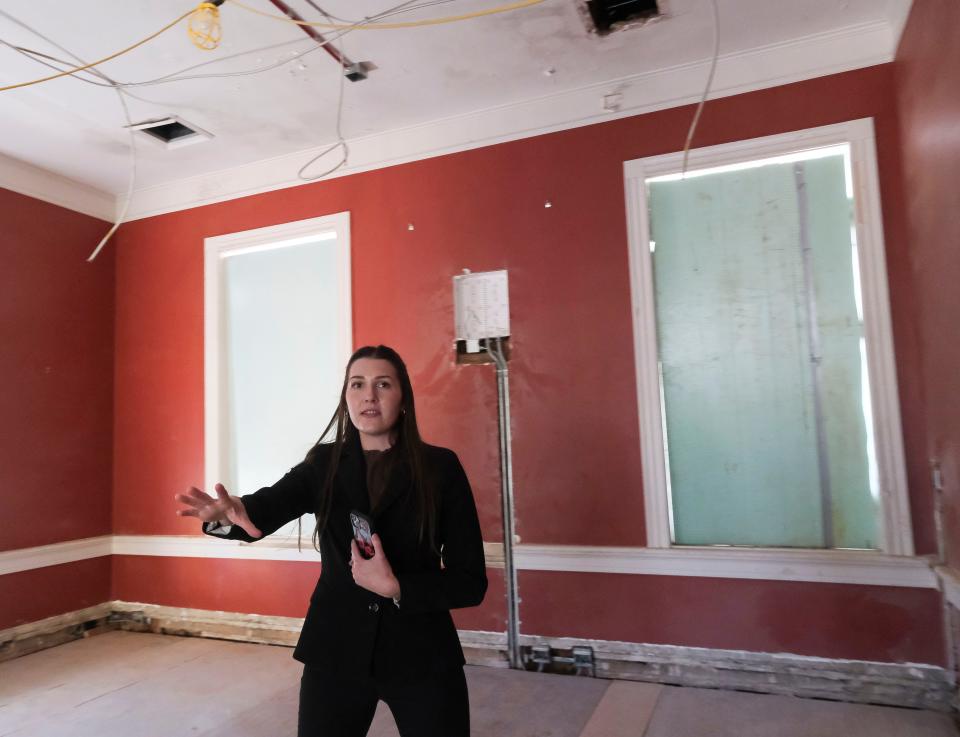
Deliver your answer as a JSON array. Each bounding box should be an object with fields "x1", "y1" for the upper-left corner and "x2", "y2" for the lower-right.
[{"x1": 350, "y1": 510, "x2": 375, "y2": 559}]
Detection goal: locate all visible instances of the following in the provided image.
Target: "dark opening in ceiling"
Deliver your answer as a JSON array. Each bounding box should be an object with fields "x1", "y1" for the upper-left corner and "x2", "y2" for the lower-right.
[
  {"x1": 126, "y1": 116, "x2": 213, "y2": 149},
  {"x1": 586, "y1": 0, "x2": 660, "y2": 35},
  {"x1": 142, "y1": 121, "x2": 197, "y2": 143}
]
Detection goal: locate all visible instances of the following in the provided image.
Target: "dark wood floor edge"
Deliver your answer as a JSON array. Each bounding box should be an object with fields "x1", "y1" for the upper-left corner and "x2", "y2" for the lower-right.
[
  {"x1": 0, "y1": 603, "x2": 114, "y2": 664},
  {"x1": 2, "y1": 601, "x2": 955, "y2": 712}
]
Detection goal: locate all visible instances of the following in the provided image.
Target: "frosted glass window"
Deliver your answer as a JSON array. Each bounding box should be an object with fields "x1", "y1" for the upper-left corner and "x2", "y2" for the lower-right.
[
  {"x1": 647, "y1": 147, "x2": 879, "y2": 549},
  {"x1": 220, "y1": 237, "x2": 342, "y2": 538}
]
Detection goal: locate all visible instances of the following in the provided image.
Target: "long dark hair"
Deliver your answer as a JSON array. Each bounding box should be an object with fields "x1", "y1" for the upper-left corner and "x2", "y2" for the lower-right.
[{"x1": 305, "y1": 345, "x2": 437, "y2": 550}]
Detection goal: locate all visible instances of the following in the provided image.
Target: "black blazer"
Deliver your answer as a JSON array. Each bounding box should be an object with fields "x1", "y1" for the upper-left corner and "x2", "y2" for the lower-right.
[{"x1": 203, "y1": 433, "x2": 488, "y2": 681}]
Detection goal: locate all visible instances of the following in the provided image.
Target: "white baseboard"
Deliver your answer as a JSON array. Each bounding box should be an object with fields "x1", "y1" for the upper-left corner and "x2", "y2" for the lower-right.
[{"x1": 1, "y1": 601, "x2": 952, "y2": 711}]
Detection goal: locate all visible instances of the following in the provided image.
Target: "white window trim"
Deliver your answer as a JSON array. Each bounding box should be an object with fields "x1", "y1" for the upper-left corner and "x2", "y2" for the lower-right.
[
  {"x1": 203, "y1": 212, "x2": 352, "y2": 497},
  {"x1": 623, "y1": 118, "x2": 914, "y2": 563}
]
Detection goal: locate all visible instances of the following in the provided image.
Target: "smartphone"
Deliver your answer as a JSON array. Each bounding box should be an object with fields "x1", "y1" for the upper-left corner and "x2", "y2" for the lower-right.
[{"x1": 350, "y1": 510, "x2": 375, "y2": 559}]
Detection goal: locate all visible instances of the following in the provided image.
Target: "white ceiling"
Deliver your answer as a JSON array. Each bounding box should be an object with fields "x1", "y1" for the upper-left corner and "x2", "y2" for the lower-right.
[{"x1": 0, "y1": 0, "x2": 912, "y2": 210}]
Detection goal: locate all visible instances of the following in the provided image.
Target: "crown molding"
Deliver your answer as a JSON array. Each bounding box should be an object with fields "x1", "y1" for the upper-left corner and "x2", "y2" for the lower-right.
[
  {"x1": 0, "y1": 153, "x2": 114, "y2": 221},
  {"x1": 886, "y1": 0, "x2": 915, "y2": 54},
  {"x1": 122, "y1": 19, "x2": 895, "y2": 221}
]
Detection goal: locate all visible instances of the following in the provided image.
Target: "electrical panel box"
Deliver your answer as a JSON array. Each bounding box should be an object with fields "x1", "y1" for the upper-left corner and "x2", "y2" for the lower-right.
[{"x1": 453, "y1": 269, "x2": 509, "y2": 352}]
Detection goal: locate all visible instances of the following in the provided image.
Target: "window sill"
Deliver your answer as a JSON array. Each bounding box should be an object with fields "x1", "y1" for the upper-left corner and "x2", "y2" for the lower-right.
[{"x1": 512, "y1": 544, "x2": 937, "y2": 588}]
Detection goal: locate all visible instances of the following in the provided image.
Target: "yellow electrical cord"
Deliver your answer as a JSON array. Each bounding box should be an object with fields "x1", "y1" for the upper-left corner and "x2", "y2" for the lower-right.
[
  {"x1": 0, "y1": 0, "x2": 548, "y2": 93},
  {"x1": 0, "y1": 9, "x2": 194, "y2": 93},
  {"x1": 224, "y1": 0, "x2": 548, "y2": 30}
]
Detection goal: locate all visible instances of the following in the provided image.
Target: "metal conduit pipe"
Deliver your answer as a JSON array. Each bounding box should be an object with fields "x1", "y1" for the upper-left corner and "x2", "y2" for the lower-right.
[
  {"x1": 486, "y1": 337, "x2": 522, "y2": 669},
  {"x1": 265, "y1": 0, "x2": 356, "y2": 69}
]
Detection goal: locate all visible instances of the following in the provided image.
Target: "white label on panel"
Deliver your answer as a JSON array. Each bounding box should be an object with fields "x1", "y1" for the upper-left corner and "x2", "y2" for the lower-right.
[{"x1": 453, "y1": 270, "x2": 510, "y2": 340}]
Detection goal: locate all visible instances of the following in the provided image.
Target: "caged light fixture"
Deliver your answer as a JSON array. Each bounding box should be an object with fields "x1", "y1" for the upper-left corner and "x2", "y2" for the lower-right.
[{"x1": 188, "y1": 0, "x2": 226, "y2": 50}]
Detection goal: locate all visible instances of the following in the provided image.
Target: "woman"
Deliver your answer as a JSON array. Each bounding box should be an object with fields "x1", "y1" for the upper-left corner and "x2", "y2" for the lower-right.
[{"x1": 174, "y1": 345, "x2": 488, "y2": 736}]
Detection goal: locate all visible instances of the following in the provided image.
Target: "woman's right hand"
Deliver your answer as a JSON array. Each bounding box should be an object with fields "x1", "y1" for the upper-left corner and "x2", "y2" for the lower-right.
[{"x1": 174, "y1": 483, "x2": 262, "y2": 539}]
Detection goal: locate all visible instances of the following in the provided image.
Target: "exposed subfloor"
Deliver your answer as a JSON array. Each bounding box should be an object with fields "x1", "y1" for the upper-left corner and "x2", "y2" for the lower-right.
[{"x1": 0, "y1": 631, "x2": 956, "y2": 737}]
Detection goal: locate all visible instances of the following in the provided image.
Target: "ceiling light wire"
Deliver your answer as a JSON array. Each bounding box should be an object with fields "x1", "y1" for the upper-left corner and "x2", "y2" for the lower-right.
[
  {"x1": 296, "y1": 0, "x2": 457, "y2": 25},
  {"x1": 302, "y1": 0, "x2": 459, "y2": 24},
  {"x1": 297, "y1": 6, "x2": 349, "y2": 180},
  {"x1": 0, "y1": 0, "x2": 466, "y2": 92},
  {"x1": 224, "y1": 0, "x2": 548, "y2": 30},
  {"x1": 291, "y1": 0, "x2": 425, "y2": 179},
  {"x1": 6, "y1": 0, "x2": 417, "y2": 90},
  {"x1": 3, "y1": 43, "x2": 174, "y2": 105},
  {"x1": 5, "y1": 37, "x2": 313, "y2": 90},
  {"x1": 0, "y1": 8, "x2": 193, "y2": 93},
  {"x1": 0, "y1": 0, "x2": 529, "y2": 254},
  {"x1": 680, "y1": 0, "x2": 720, "y2": 176},
  {"x1": 88, "y1": 94, "x2": 138, "y2": 262},
  {"x1": 0, "y1": 8, "x2": 140, "y2": 261}
]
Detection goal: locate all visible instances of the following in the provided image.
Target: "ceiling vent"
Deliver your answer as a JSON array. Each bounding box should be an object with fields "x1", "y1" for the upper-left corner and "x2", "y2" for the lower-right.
[
  {"x1": 584, "y1": 0, "x2": 660, "y2": 36},
  {"x1": 125, "y1": 116, "x2": 213, "y2": 149}
]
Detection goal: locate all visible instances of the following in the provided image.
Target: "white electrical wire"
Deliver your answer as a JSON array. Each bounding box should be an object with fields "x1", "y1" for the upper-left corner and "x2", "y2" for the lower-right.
[
  {"x1": 0, "y1": 0, "x2": 505, "y2": 254},
  {"x1": 3, "y1": 37, "x2": 310, "y2": 92},
  {"x1": 1, "y1": 0, "x2": 518, "y2": 92},
  {"x1": 89, "y1": 93, "x2": 137, "y2": 262},
  {"x1": 302, "y1": 0, "x2": 458, "y2": 25},
  {"x1": 681, "y1": 0, "x2": 720, "y2": 176},
  {"x1": 0, "y1": 8, "x2": 139, "y2": 262},
  {"x1": 0, "y1": 0, "x2": 420, "y2": 260},
  {"x1": 297, "y1": 4, "x2": 350, "y2": 180},
  {"x1": 0, "y1": 25, "x2": 350, "y2": 90},
  {"x1": 1, "y1": 0, "x2": 451, "y2": 91},
  {"x1": 2, "y1": 43, "x2": 174, "y2": 106}
]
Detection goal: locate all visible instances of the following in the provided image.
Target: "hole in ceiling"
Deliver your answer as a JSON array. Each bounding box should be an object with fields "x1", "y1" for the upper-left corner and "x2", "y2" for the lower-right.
[
  {"x1": 585, "y1": 0, "x2": 660, "y2": 36},
  {"x1": 125, "y1": 116, "x2": 213, "y2": 149},
  {"x1": 143, "y1": 120, "x2": 195, "y2": 142}
]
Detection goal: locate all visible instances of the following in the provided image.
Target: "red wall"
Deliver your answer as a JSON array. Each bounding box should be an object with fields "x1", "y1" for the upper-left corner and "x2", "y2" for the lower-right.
[
  {"x1": 0, "y1": 559, "x2": 112, "y2": 631},
  {"x1": 111, "y1": 556, "x2": 506, "y2": 634},
  {"x1": 0, "y1": 188, "x2": 114, "y2": 627},
  {"x1": 108, "y1": 63, "x2": 945, "y2": 665},
  {"x1": 893, "y1": 0, "x2": 960, "y2": 567},
  {"x1": 2, "y1": 5, "x2": 952, "y2": 669},
  {"x1": 521, "y1": 572, "x2": 944, "y2": 665},
  {"x1": 114, "y1": 64, "x2": 930, "y2": 547}
]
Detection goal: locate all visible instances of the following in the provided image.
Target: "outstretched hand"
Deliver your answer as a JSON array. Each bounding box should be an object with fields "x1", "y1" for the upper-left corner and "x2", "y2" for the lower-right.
[
  {"x1": 350, "y1": 534, "x2": 400, "y2": 599},
  {"x1": 174, "y1": 483, "x2": 262, "y2": 539}
]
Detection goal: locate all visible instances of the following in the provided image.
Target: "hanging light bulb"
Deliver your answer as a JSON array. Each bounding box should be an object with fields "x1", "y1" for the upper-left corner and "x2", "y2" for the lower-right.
[{"x1": 188, "y1": 1, "x2": 224, "y2": 51}]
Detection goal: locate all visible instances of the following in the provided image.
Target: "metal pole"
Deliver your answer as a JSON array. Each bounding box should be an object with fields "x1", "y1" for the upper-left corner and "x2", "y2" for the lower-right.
[{"x1": 487, "y1": 337, "x2": 522, "y2": 669}]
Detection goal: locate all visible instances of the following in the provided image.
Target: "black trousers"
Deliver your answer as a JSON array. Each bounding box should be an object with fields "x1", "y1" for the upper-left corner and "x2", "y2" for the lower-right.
[{"x1": 297, "y1": 664, "x2": 470, "y2": 737}]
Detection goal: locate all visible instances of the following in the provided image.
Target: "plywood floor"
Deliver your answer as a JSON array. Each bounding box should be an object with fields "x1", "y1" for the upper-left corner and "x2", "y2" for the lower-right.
[{"x1": 0, "y1": 631, "x2": 956, "y2": 737}]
